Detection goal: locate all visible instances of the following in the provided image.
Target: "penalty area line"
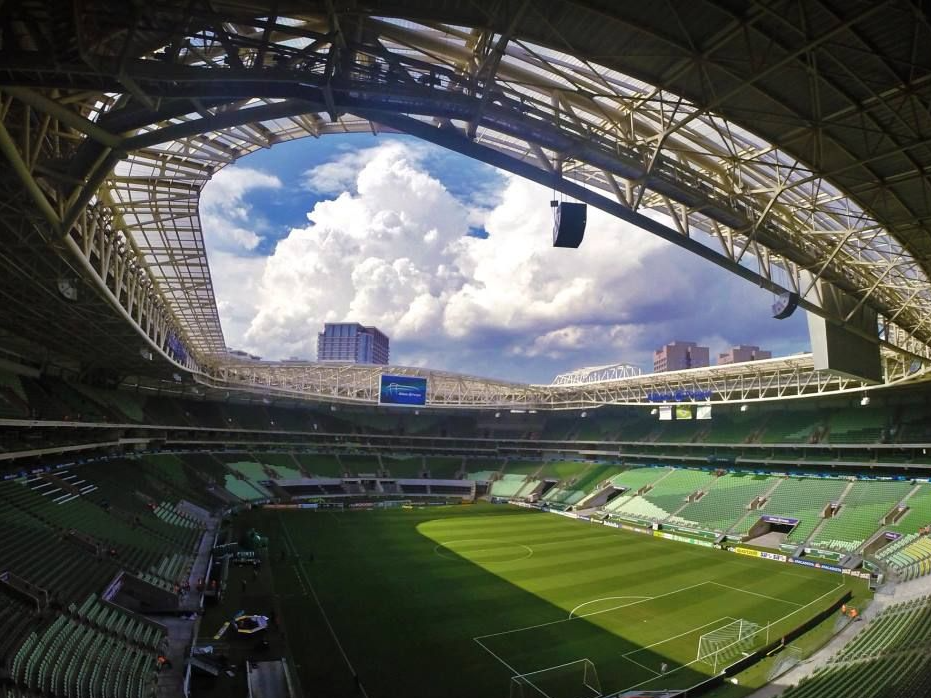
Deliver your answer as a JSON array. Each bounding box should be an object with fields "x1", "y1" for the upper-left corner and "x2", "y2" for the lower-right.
[
  {"x1": 621, "y1": 616, "x2": 738, "y2": 657},
  {"x1": 620, "y1": 654, "x2": 661, "y2": 676},
  {"x1": 709, "y1": 581, "x2": 803, "y2": 607},
  {"x1": 475, "y1": 580, "x2": 711, "y2": 641}
]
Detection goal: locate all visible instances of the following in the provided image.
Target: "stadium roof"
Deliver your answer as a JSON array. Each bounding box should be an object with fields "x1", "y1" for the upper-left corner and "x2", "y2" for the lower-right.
[
  {"x1": 1, "y1": 0, "x2": 931, "y2": 398},
  {"x1": 552, "y1": 364, "x2": 644, "y2": 386}
]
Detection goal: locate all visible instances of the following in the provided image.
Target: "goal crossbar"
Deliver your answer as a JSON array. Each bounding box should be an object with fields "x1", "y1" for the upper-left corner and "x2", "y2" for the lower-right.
[
  {"x1": 509, "y1": 658, "x2": 601, "y2": 698},
  {"x1": 696, "y1": 618, "x2": 764, "y2": 671}
]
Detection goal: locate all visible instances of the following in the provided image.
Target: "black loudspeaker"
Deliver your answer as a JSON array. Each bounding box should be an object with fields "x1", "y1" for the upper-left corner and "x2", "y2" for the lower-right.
[
  {"x1": 771, "y1": 291, "x2": 800, "y2": 319},
  {"x1": 553, "y1": 202, "x2": 587, "y2": 248}
]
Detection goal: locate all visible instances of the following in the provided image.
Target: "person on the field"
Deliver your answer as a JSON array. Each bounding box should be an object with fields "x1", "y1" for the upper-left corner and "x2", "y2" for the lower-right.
[{"x1": 660, "y1": 662, "x2": 668, "y2": 674}]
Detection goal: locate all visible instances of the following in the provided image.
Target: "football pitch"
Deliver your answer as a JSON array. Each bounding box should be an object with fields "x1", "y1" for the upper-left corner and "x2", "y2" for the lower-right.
[{"x1": 248, "y1": 503, "x2": 863, "y2": 698}]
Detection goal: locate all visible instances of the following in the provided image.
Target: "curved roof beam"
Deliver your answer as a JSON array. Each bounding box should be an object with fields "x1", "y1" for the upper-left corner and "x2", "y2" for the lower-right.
[{"x1": 1, "y1": 3, "x2": 931, "y2": 376}]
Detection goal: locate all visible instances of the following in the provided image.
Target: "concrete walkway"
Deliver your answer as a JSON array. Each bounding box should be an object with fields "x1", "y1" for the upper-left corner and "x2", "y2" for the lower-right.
[
  {"x1": 748, "y1": 575, "x2": 931, "y2": 698},
  {"x1": 154, "y1": 614, "x2": 201, "y2": 698},
  {"x1": 180, "y1": 517, "x2": 219, "y2": 613},
  {"x1": 150, "y1": 517, "x2": 218, "y2": 696}
]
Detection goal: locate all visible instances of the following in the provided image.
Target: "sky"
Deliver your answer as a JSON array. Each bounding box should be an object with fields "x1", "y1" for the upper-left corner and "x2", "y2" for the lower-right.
[{"x1": 199, "y1": 134, "x2": 810, "y2": 384}]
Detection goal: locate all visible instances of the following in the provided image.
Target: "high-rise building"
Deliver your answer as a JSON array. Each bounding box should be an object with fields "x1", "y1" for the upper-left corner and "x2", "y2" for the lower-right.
[
  {"x1": 317, "y1": 323, "x2": 390, "y2": 365},
  {"x1": 653, "y1": 341, "x2": 710, "y2": 373},
  {"x1": 717, "y1": 345, "x2": 772, "y2": 365}
]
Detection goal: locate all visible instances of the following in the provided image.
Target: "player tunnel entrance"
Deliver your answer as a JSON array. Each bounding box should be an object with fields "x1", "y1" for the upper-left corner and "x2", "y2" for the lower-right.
[{"x1": 747, "y1": 515, "x2": 799, "y2": 540}]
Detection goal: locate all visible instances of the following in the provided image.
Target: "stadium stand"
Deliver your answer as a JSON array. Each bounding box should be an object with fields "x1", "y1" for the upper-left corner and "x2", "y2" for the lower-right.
[
  {"x1": 293, "y1": 453, "x2": 344, "y2": 478},
  {"x1": 759, "y1": 411, "x2": 822, "y2": 444},
  {"x1": 141, "y1": 454, "x2": 223, "y2": 510},
  {"x1": 702, "y1": 412, "x2": 767, "y2": 443},
  {"x1": 608, "y1": 468, "x2": 715, "y2": 522},
  {"x1": 736, "y1": 477, "x2": 849, "y2": 544},
  {"x1": 781, "y1": 596, "x2": 931, "y2": 698},
  {"x1": 489, "y1": 474, "x2": 528, "y2": 498},
  {"x1": 424, "y1": 457, "x2": 462, "y2": 479},
  {"x1": 383, "y1": 456, "x2": 424, "y2": 478},
  {"x1": 670, "y1": 473, "x2": 778, "y2": 531},
  {"x1": 812, "y1": 481, "x2": 914, "y2": 552},
  {"x1": 541, "y1": 485, "x2": 588, "y2": 507},
  {"x1": 877, "y1": 536, "x2": 931, "y2": 580},
  {"x1": 502, "y1": 460, "x2": 543, "y2": 476},
  {"x1": 888, "y1": 483, "x2": 931, "y2": 534},
  {"x1": 603, "y1": 467, "x2": 673, "y2": 515},
  {"x1": 825, "y1": 408, "x2": 889, "y2": 444},
  {"x1": 338, "y1": 455, "x2": 381, "y2": 475},
  {"x1": 251, "y1": 453, "x2": 304, "y2": 479},
  {"x1": 652, "y1": 419, "x2": 706, "y2": 443},
  {"x1": 536, "y1": 460, "x2": 589, "y2": 480}
]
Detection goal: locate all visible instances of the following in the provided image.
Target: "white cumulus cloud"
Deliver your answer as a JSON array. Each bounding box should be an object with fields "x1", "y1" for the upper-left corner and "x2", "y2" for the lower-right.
[
  {"x1": 201, "y1": 166, "x2": 282, "y2": 252},
  {"x1": 202, "y1": 138, "x2": 809, "y2": 380}
]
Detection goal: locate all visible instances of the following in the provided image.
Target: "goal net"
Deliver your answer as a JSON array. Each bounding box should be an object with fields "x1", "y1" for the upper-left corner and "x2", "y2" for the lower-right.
[
  {"x1": 696, "y1": 619, "x2": 763, "y2": 672},
  {"x1": 509, "y1": 658, "x2": 602, "y2": 698}
]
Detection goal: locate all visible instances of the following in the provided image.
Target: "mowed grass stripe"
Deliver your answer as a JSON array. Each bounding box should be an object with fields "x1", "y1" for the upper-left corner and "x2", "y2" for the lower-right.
[
  {"x1": 271, "y1": 504, "x2": 861, "y2": 698},
  {"x1": 427, "y1": 520, "x2": 822, "y2": 611}
]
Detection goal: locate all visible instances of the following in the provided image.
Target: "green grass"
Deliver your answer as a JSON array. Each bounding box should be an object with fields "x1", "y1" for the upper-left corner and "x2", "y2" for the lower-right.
[{"x1": 208, "y1": 503, "x2": 870, "y2": 698}]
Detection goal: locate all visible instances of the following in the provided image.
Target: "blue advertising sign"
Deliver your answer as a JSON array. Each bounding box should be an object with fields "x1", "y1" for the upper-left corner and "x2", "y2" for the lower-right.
[
  {"x1": 378, "y1": 375, "x2": 428, "y2": 406},
  {"x1": 762, "y1": 515, "x2": 800, "y2": 526}
]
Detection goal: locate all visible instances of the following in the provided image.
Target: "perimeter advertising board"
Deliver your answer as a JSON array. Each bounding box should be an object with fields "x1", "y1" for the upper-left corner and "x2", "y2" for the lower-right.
[{"x1": 378, "y1": 374, "x2": 428, "y2": 406}]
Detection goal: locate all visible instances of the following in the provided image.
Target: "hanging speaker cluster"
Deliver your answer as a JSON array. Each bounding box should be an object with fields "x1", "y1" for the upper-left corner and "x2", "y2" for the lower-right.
[
  {"x1": 771, "y1": 291, "x2": 800, "y2": 319},
  {"x1": 552, "y1": 202, "x2": 587, "y2": 248}
]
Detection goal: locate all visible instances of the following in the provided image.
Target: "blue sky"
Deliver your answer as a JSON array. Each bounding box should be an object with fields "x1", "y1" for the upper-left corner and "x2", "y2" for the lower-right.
[{"x1": 199, "y1": 134, "x2": 810, "y2": 383}]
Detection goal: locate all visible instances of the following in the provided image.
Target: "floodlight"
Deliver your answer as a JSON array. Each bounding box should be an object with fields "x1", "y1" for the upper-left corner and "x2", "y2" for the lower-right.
[
  {"x1": 740, "y1": 404, "x2": 749, "y2": 412},
  {"x1": 860, "y1": 395, "x2": 871, "y2": 406}
]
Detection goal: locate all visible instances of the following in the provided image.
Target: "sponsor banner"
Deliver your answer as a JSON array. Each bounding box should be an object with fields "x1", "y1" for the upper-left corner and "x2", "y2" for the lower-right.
[
  {"x1": 618, "y1": 523, "x2": 651, "y2": 535},
  {"x1": 884, "y1": 531, "x2": 903, "y2": 540},
  {"x1": 264, "y1": 503, "x2": 299, "y2": 509},
  {"x1": 762, "y1": 515, "x2": 800, "y2": 526},
  {"x1": 348, "y1": 502, "x2": 374, "y2": 509},
  {"x1": 790, "y1": 558, "x2": 844, "y2": 574},
  {"x1": 604, "y1": 521, "x2": 620, "y2": 529},
  {"x1": 654, "y1": 530, "x2": 714, "y2": 548},
  {"x1": 298, "y1": 503, "x2": 318, "y2": 510},
  {"x1": 578, "y1": 515, "x2": 591, "y2": 522},
  {"x1": 760, "y1": 551, "x2": 788, "y2": 563},
  {"x1": 734, "y1": 546, "x2": 762, "y2": 558}
]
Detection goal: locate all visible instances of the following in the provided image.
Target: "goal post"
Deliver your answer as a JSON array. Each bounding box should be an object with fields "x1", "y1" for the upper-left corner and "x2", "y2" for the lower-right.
[
  {"x1": 696, "y1": 619, "x2": 764, "y2": 673},
  {"x1": 509, "y1": 658, "x2": 601, "y2": 698}
]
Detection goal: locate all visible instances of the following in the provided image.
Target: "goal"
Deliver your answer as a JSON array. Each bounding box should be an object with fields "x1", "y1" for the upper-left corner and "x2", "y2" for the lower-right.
[
  {"x1": 696, "y1": 619, "x2": 764, "y2": 672},
  {"x1": 509, "y1": 658, "x2": 602, "y2": 698}
]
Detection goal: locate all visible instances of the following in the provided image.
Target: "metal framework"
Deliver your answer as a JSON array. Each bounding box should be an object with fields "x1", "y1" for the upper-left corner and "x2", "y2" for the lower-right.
[
  {"x1": 183, "y1": 352, "x2": 926, "y2": 409},
  {"x1": 552, "y1": 363, "x2": 643, "y2": 386},
  {"x1": 1, "y1": 1, "x2": 931, "y2": 403}
]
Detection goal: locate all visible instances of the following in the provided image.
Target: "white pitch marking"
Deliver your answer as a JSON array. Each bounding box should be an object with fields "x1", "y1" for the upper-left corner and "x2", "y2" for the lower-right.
[
  {"x1": 434, "y1": 539, "x2": 534, "y2": 563},
  {"x1": 473, "y1": 638, "x2": 553, "y2": 698},
  {"x1": 708, "y1": 581, "x2": 803, "y2": 607},
  {"x1": 568, "y1": 596, "x2": 652, "y2": 619},
  {"x1": 621, "y1": 616, "x2": 738, "y2": 657},
  {"x1": 474, "y1": 580, "x2": 711, "y2": 641},
  {"x1": 619, "y1": 654, "x2": 661, "y2": 676}
]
